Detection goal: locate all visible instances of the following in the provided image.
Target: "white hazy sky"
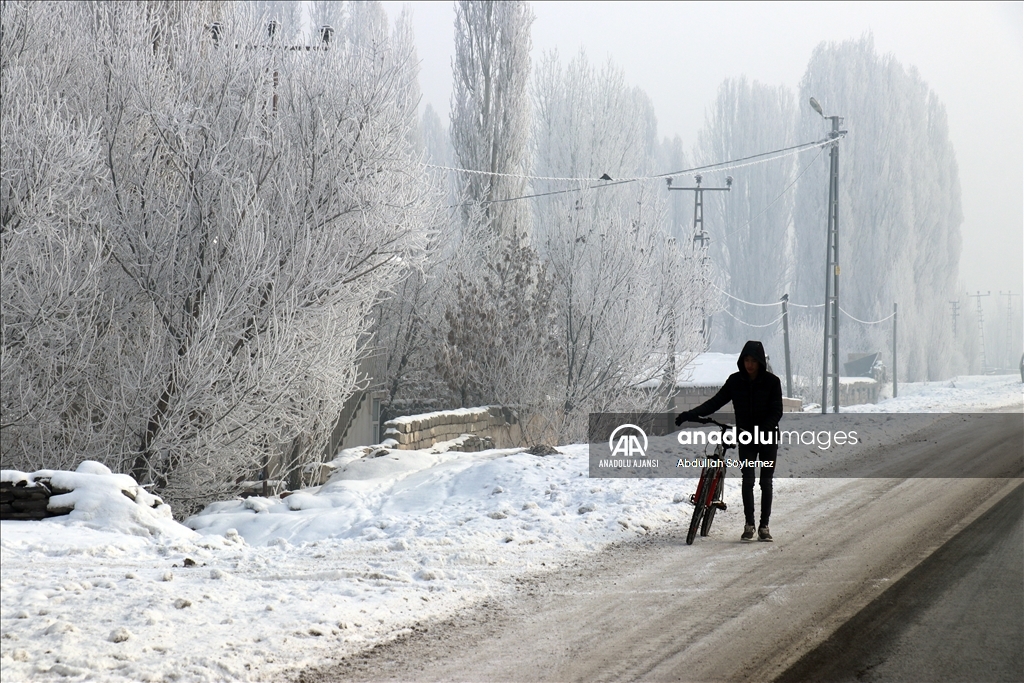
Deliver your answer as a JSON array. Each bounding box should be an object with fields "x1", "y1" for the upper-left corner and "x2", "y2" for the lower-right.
[{"x1": 377, "y1": 1, "x2": 1023, "y2": 308}]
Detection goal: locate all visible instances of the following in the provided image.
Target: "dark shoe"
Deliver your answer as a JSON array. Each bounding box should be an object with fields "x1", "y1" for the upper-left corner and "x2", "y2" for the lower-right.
[
  {"x1": 758, "y1": 526, "x2": 773, "y2": 542},
  {"x1": 741, "y1": 524, "x2": 755, "y2": 541}
]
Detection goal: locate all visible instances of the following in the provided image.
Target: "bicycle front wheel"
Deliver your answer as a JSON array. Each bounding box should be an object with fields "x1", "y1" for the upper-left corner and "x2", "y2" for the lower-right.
[
  {"x1": 687, "y1": 472, "x2": 708, "y2": 545},
  {"x1": 700, "y1": 474, "x2": 725, "y2": 537}
]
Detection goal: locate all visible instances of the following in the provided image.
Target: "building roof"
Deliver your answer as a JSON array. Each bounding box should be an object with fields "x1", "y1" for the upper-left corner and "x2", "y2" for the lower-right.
[{"x1": 675, "y1": 352, "x2": 737, "y2": 387}]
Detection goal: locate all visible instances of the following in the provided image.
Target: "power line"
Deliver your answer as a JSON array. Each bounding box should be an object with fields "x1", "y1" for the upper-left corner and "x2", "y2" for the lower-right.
[
  {"x1": 712, "y1": 283, "x2": 780, "y2": 307},
  {"x1": 713, "y1": 284, "x2": 894, "y2": 322},
  {"x1": 429, "y1": 136, "x2": 832, "y2": 183},
  {"x1": 661, "y1": 137, "x2": 839, "y2": 182},
  {"x1": 712, "y1": 283, "x2": 824, "y2": 309},
  {"x1": 437, "y1": 135, "x2": 842, "y2": 208},
  {"x1": 719, "y1": 146, "x2": 826, "y2": 241},
  {"x1": 839, "y1": 307, "x2": 894, "y2": 325},
  {"x1": 720, "y1": 308, "x2": 785, "y2": 328}
]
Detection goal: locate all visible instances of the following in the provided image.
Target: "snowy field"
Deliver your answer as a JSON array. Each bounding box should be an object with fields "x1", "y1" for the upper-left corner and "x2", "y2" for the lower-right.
[
  {"x1": 2, "y1": 374, "x2": 1021, "y2": 682},
  {"x1": 843, "y1": 373, "x2": 1024, "y2": 413}
]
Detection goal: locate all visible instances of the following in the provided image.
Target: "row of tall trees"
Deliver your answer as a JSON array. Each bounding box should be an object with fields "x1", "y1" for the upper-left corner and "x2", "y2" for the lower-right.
[
  {"x1": 376, "y1": 5, "x2": 714, "y2": 443},
  {"x1": 696, "y1": 35, "x2": 964, "y2": 388}
]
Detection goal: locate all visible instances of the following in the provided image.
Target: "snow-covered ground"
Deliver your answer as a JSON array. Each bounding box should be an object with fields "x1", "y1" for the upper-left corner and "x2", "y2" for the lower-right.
[
  {"x1": 845, "y1": 372, "x2": 1023, "y2": 413},
  {"x1": 2, "y1": 374, "x2": 1020, "y2": 682},
  {"x1": 2, "y1": 448, "x2": 689, "y2": 682}
]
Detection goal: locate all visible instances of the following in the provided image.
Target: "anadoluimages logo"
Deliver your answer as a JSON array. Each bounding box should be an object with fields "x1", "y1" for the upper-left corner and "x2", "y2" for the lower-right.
[{"x1": 608, "y1": 424, "x2": 648, "y2": 458}]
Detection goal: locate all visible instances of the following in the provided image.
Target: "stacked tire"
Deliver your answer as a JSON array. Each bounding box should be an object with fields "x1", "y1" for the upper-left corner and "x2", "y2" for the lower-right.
[{"x1": 0, "y1": 479, "x2": 71, "y2": 521}]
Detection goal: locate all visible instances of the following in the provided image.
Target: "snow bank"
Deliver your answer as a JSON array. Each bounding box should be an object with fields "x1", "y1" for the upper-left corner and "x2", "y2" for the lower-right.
[
  {"x1": 186, "y1": 445, "x2": 683, "y2": 549},
  {"x1": 843, "y1": 373, "x2": 1023, "y2": 413}
]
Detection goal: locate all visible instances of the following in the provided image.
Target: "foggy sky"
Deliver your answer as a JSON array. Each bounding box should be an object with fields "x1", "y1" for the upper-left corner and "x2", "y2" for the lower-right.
[{"x1": 378, "y1": 0, "x2": 1023, "y2": 314}]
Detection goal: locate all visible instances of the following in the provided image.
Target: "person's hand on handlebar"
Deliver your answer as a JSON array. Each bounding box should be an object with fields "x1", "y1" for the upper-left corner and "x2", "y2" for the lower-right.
[{"x1": 675, "y1": 410, "x2": 698, "y2": 426}]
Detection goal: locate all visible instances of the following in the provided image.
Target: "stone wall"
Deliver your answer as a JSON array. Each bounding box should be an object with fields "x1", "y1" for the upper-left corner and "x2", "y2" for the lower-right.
[{"x1": 381, "y1": 406, "x2": 514, "y2": 451}]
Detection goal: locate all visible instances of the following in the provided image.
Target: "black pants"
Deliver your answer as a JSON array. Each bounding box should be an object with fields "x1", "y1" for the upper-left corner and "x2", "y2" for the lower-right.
[{"x1": 739, "y1": 444, "x2": 777, "y2": 528}]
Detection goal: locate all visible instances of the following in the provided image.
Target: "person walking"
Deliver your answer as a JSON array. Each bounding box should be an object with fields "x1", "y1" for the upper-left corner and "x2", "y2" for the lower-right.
[{"x1": 675, "y1": 340, "x2": 783, "y2": 541}]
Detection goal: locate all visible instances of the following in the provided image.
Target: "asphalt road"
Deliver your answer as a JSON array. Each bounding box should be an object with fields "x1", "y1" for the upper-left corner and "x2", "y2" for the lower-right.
[
  {"x1": 775, "y1": 482, "x2": 1023, "y2": 683},
  {"x1": 299, "y1": 415, "x2": 1023, "y2": 683}
]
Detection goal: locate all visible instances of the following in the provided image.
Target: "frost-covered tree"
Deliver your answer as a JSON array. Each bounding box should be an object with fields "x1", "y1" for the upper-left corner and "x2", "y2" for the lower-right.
[
  {"x1": 435, "y1": 232, "x2": 560, "y2": 413},
  {"x1": 658, "y1": 135, "x2": 691, "y2": 243},
  {"x1": 792, "y1": 36, "x2": 962, "y2": 381},
  {"x1": 421, "y1": 105, "x2": 450, "y2": 169},
  {"x1": 1, "y1": 1, "x2": 436, "y2": 509},
  {"x1": 418, "y1": 0, "x2": 556, "y2": 430},
  {"x1": 449, "y1": 0, "x2": 533, "y2": 240},
  {"x1": 695, "y1": 77, "x2": 797, "y2": 349},
  {"x1": 532, "y1": 51, "x2": 660, "y2": 187},
  {"x1": 0, "y1": 1, "x2": 115, "y2": 471},
  {"x1": 531, "y1": 51, "x2": 712, "y2": 439}
]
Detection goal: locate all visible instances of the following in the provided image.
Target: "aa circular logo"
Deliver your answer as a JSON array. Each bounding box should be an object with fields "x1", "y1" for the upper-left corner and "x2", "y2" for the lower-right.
[{"x1": 608, "y1": 424, "x2": 648, "y2": 458}]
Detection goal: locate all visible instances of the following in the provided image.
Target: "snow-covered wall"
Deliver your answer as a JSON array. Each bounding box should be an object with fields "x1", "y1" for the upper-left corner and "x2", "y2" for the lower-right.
[{"x1": 382, "y1": 406, "x2": 515, "y2": 450}]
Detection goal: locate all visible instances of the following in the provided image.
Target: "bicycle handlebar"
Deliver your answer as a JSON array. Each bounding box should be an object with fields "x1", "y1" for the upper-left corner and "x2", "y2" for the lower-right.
[{"x1": 684, "y1": 416, "x2": 734, "y2": 431}]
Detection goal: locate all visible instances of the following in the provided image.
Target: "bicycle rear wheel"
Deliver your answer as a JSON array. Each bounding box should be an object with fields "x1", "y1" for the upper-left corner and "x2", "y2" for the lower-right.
[
  {"x1": 700, "y1": 474, "x2": 725, "y2": 537},
  {"x1": 687, "y1": 471, "x2": 708, "y2": 545}
]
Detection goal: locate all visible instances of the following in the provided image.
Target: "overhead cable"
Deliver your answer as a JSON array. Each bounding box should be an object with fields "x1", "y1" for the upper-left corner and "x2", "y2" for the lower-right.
[
  {"x1": 712, "y1": 283, "x2": 823, "y2": 309},
  {"x1": 719, "y1": 146, "x2": 826, "y2": 240},
  {"x1": 430, "y1": 134, "x2": 839, "y2": 192},
  {"x1": 712, "y1": 283, "x2": 781, "y2": 307},
  {"x1": 839, "y1": 307, "x2": 896, "y2": 325},
  {"x1": 720, "y1": 308, "x2": 786, "y2": 328}
]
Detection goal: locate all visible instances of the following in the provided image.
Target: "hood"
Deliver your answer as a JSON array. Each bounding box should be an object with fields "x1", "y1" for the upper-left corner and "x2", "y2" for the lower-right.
[{"x1": 737, "y1": 340, "x2": 768, "y2": 373}]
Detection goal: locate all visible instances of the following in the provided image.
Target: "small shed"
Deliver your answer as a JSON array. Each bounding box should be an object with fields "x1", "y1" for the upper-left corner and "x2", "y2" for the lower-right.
[{"x1": 670, "y1": 352, "x2": 802, "y2": 413}]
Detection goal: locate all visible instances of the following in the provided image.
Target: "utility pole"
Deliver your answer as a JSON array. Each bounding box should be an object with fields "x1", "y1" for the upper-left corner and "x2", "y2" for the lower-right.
[
  {"x1": 669, "y1": 174, "x2": 732, "y2": 344},
  {"x1": 781, "y1": 293, "x2": 793, "y2": 399},
  {"x1": 949, "y1": 299, "x2": 960, "y2": 337},
  {"x1": 999, "y1": 291, "x2": 1019, "y2": 369},
  {"x1": 892, "y1": 303, "x2": 898, "y2": 398},
  {"x1": 809, "y1": 98, "x2": 845, "y2": 413},
  {"x1": 968, "y1": 291, "x2": 991, "y2": 373},
  {"x1": 668, "y1": 174, "x2": 733, "y2": 251}
]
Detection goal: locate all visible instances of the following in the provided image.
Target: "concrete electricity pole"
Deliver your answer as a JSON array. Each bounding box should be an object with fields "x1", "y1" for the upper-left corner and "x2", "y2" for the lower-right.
[
  {"x1": 809, "y1": 97, "x2": 845, "y2": 413},
  {"x1": 781, "y1": 293, "x2": 793, "y2": 399},
  {"x1": 667, "y1": 174, "x2": 733, "y2": 251}
]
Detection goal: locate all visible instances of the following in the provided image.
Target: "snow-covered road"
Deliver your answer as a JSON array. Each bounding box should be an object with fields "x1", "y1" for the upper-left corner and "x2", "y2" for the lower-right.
[{"x1": 310, "y1": 477, "x2": 1021, "y2": 683}]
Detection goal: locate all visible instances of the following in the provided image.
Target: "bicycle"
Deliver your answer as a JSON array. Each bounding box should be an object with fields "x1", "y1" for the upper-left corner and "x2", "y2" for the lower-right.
[{"x1": 680, "y1": 417, "x2": 735, "y2": 545}]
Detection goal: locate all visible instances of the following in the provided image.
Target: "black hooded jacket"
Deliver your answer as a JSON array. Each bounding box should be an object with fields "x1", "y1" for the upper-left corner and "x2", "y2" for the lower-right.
[{"x1": 688, "y1": 340, "x2": 783, "y2": 435}]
